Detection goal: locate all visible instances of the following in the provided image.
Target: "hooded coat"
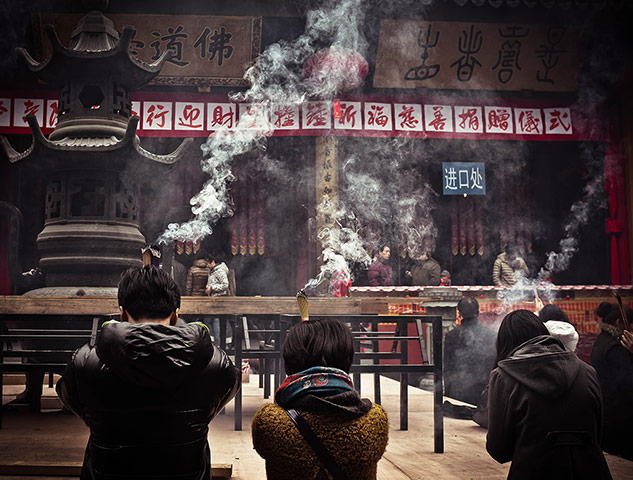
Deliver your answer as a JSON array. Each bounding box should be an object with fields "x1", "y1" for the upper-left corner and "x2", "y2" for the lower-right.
[
  {"x1": 56, "y1": 321, "x2": 240, "y2": 480},
  {"x1": 486, "y1": 335, "x2": 612, "y2": 480},
  {"x1": 206, "y1": 262, "x2": 229, "y2": 296},
  {"x1": 186, "y1": 259, "x2": 210, "y2": 296}
]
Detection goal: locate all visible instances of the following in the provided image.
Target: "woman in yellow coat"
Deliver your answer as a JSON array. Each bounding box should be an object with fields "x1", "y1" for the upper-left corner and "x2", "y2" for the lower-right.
[{"x1": 252, "y1": 318, "x2": 389, "y2": 479}]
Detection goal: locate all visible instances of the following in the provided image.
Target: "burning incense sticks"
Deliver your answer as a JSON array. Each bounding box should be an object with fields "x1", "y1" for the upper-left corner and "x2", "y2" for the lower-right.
[
  {"x1": 612, "y1": 289, "x2": 630, "y2": 331},
  {"x1": 296, "y1": 290, "x2": 309, "y2": 321}
]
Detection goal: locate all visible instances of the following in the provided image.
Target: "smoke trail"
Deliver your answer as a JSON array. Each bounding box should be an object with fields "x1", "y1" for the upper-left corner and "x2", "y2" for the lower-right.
[
  {"x1": 306, "y1": 200, "x2": 371, "y2": 292},
  {"x1": 158, "y1": 0, "x2": 369, "y2": 245}
]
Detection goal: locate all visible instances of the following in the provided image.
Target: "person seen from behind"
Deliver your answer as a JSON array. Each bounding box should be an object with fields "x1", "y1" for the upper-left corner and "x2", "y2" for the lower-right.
[
  {"x1": 186, "y1": 250, "x2": 211, "y2": 296},
  {"x1": 538, "y1": 303, "x2": 579, "y2": 352},
  {"x1": 252, "y1": 318, "x2": 389, "y2": 479},
  {"x1": 590, "y1": 302, "x2": 633, "y2": 461},
  {"x1": 487, "y1": 309, "x2": 612, "y2": 479},
  {"x1": 444, "y1": 297, "x2": 496, "y2": 406},
  {"x1": 56, "y1": 265, "x2": 240, "y2": 480}
]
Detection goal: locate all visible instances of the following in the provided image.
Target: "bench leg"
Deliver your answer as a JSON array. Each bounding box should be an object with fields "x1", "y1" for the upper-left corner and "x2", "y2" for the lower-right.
[{"x1": 400, "y1": 372, "x2": 408, "y2": 431}]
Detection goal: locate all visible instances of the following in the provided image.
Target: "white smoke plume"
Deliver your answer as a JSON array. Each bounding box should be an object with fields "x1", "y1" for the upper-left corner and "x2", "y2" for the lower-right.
[
  {"x1": 158, "y1": 0, "x2": 369, "y2": 245},
  {"x1": 539, "y1": 150, "x2": 606, "y2": 281},
  {"x1": 306, "y1": 200, "x2": 371, "y2": 292}
]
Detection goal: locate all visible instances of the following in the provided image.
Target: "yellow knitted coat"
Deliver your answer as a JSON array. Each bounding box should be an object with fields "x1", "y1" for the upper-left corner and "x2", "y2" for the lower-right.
[{"x1": 252, "y1": 402, "x2": 389, "y2": 480}]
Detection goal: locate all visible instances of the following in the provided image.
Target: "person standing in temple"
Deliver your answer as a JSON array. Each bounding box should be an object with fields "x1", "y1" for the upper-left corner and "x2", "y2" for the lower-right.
[
  {"x1": 205, "y1": 253, "x2": 230, "y2": 344},
  {"x1": 492, "y1": 244, "x2": 529, "y2": 287},
  {"x1": 185, "y1": 251, "x2": 211, "y2": 296},
  {"x1": 368, "y1": 245, "x2": 394, "y2": 287},
  {"x1": 407, "y1": 249, "x2": 441, "y2": 286}
]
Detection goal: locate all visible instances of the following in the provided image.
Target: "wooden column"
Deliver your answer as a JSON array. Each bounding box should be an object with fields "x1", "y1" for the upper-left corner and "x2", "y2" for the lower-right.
[{"x1": 315, "y1": 136, "x2": 339, "y2": 266}]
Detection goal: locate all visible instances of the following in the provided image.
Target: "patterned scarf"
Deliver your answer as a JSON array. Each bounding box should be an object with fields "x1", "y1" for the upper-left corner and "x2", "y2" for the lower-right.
[{"x1": 275, "y1": 366, "x2": 354, "y2": 408}]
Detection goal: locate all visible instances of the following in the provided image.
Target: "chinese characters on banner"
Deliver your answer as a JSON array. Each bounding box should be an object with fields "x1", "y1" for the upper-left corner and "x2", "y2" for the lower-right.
[
  {"x1": 207, "y1": 103, "x2": 236, "y2": 130},
  {"x1": 425, "y1": 105, "x2": 453, "y2": 132},
  {"x1": 303, "y1": 102, "x2": 331, "y2": 130},
  {"x1": 0, "y1": 98, "x2": 11, "y2": 127},
  {"x1": 443, "y1": 162, "x2": 486, "y2": 196},
  {"x1": 375, "y1": 20, "x2": 581, "y2": 92},
  {"x1": 13, "y1": 98, "x2": 44, "y2": 128},
  {"x1": 0, "y1": 92, "x2": 575, "y2": 139},
  {"x1": 38, "y1": 14, "x2": 262, "y2": 87},
  {"x1": 394, "y1": 103, "x2": 423, "y2": 132},
  {"x1": 334, "y1": 101, "x2": 362, "y2": 130}
]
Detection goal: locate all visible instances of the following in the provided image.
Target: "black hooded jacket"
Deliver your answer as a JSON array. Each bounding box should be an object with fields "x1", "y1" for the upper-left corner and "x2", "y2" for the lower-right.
[
  {"x1": 486, "y1": 335, "x2": 612, "y2": 480},
  {"x1": 56, "y1": 321, "x2": 240, "y2": 480}
]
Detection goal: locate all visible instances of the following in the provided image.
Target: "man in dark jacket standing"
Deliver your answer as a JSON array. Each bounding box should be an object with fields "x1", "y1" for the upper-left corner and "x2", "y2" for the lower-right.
[
  {"x1": 407, "y1": 250, "x2": 441, "y2": 286},
  {"x1": 444, "y1": 297, "x2": 496, "y2": 405},
  {"x1": 368, "y1": 245, "x2": 394, "y2": 286},
  {"x1": 56, "y1": 266, "x2": 241, "y2": 480}
]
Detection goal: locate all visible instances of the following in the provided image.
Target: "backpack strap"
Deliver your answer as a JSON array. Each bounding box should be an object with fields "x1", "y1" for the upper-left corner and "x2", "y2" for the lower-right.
[{"x1": 285, "y1": 409, "x2": 349, "y2": 480}]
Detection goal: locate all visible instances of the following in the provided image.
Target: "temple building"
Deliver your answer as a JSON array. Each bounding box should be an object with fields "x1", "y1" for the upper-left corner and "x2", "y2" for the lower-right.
[{"x1": 1, "y1": 0, "x2": 632, "y2": 297}]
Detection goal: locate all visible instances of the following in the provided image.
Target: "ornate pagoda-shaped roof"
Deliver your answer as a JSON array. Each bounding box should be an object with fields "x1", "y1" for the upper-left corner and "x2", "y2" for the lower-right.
[
  {"x1": 18, "y1": 11, "x2": 171, "y2": 90},
  {"x1": 1, "y1": 9, "x2": 190, "y2": 169}
]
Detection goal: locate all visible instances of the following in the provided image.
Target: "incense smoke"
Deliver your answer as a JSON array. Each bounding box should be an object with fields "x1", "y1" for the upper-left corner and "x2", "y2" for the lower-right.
[{"x1": 159, "y1": 0, "x2": 369, "y2": 250}]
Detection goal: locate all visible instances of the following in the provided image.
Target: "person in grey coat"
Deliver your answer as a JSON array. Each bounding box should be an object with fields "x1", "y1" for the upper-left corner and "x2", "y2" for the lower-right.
[{"x1": 487, "y1": 310, "x2": 612, "y2": 480}]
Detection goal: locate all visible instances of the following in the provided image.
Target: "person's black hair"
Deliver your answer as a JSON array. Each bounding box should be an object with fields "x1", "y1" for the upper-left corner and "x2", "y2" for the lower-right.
[
  {"x1": 604, "y1": 305, "x2": 633, "y2": 327},
  {"x1": 378, "y1": 244, "x2": 389, "y2": 253},
  {"x1": 539, "y1": 304, "x2": 570, "y2": 323},
  {"x1": 505, "y1": 244, "x2": 519, "y2": 259},
  {"x1": 457, "y1": 297, "x2": 479, "y2": 321},
  {"x1": 195, "y1": 249, "x2": 208, "y2": 261},
  {"x1": 596, "y1": 302, "x2": 614, "y2": 320},
  {"x1": 117, "y1": 265, "x2": 181, "y2": 320},
  {"x1": 495, "y1": 309, "x2": 549, "y2": 365},
  {"x1": 282, "y1": 318, "x2": 354, "y2": 375}
]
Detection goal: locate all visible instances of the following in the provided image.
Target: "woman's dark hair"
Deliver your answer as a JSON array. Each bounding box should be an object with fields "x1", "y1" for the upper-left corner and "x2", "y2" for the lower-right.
[
  {"x1": 495, "y1": 310, "x2": 549, "y2": 365},
  {"x1": 118, "y1": 266, "x2": 181, "y2": 320},
  {"x1": 539, "y1": 304, "x2": 569, "y2": 323},
  {"x1": 596, "y1": 302, "x2": 614, "y2": 321},
  {"x1": 603, "y1": 305, "x2": 633, "y2": 327},
  {"x1": 283, "y1": 318, "x2": 354, "y2": 375}
]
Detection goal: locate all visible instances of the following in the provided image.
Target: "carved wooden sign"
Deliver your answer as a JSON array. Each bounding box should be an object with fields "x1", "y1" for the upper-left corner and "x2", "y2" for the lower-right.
[
  {"x1": 37, "y1": 13, "x2": 262, "y2": 87},
  {"x1": 374, "y1": 20, "x2": 582, "y2": 92}
]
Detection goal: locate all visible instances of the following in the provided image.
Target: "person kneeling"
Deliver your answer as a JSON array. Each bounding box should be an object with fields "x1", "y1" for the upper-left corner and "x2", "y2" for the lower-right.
[
  {"x1": 56, "y1": 266, "x2": 240, "y2": 480},
  {"x1": 252, "y1": 318, "x2": 389, "y2": 479}
]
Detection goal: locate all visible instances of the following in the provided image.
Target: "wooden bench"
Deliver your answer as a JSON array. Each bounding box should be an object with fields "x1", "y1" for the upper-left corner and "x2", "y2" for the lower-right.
[{"x1": 0, "y1": 314, "x2": 103, "y2": 428}]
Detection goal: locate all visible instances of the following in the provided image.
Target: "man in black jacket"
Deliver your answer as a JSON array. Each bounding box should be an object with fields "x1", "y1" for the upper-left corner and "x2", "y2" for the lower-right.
[
  {"x1": 444, "y1": 297, "x2": 496, "y2": 405},
  {"x1": 56, "y1": 266, "x2": 241, "y2": 480}
]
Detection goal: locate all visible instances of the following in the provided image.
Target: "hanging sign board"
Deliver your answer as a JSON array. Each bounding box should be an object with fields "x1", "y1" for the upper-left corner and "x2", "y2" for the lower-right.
[
  {"x1": 36, "y1": 13, "x2": 262, "y2": 87},
  {"x1": 443, "y1": 162, "x2": 486, "y2": 195},
  {"x1": 375, "y1": 20, "x2": 582, "y2": 92}
]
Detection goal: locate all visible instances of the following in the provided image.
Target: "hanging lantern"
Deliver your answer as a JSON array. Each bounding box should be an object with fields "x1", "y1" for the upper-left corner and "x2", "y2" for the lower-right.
[{"x1": 302, "y1": 47, "x2": 369, "y2": 93}]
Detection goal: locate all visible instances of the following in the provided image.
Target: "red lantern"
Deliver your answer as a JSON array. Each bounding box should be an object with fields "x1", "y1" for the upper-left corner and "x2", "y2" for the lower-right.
[{"x1": 302, "y1": 47, "x2": 369, "y2": 93}]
